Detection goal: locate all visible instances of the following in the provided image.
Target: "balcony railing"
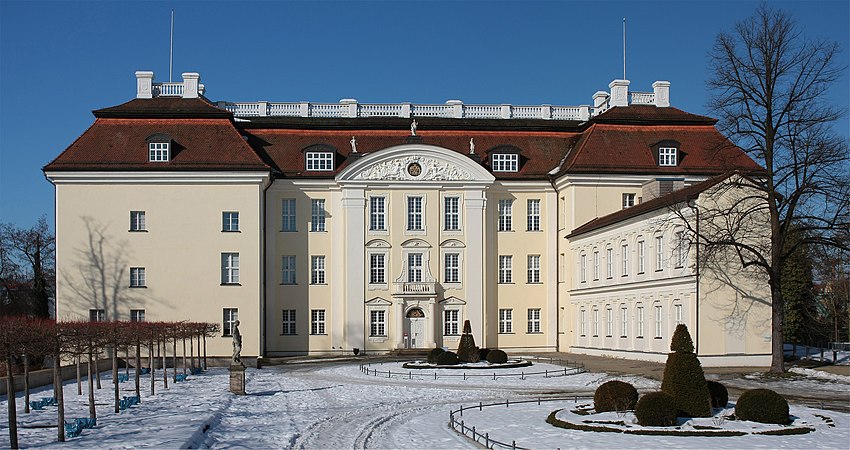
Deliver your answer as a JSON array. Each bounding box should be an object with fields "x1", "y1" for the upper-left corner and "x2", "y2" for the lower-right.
[
  {"x1": 393, "y1": 282, "x2": 437, "y2": 296},
  {"x1": 153, "y1": 82, "x2": 205, "y2": 97}
]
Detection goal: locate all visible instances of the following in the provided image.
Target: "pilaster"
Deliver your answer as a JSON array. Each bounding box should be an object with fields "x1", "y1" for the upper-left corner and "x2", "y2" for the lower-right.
[
  {"x1": 342, "y1": 188, "x2": 366, "y2": 351},
  {"x1": 464, "y1": 189, "x2": 487, "y2": 345}
]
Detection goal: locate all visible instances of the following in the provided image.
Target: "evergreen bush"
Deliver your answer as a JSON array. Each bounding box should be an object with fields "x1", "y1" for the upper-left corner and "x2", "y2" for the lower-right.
[
  {"x1": 707, "y1": 380, "x2": 729, "y2": 408},
  {"x1": 486, "y1": 349, "x2": 508, "y2": 364},
  {"x1": 661, "y1": 325, "x2": 711, "y2": 417},
  {"x1": 427, "y1": 347, "x2": 445, "y2": 364},
  {"x1": 478, "y1": 348, "x2": 491, "y2": 361},
  {"x1": 456, "y1": 320, "x2": 480, "y2": 363},
  {"x1": 435, "y1": 351, "x2": 460, "y2": 366},
  {"x1": 735, "y1": 389, "x2": 790, "y2": 424},
  {"x1": 634, "y1": 391, "x2": 678, "y2": 427},
  {"x1": 593, "y1": 380, "x2": 638, "y2": 412}
]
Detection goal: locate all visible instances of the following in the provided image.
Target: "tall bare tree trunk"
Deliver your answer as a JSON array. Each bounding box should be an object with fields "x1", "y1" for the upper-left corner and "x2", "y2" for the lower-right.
[
  {"x1": 23, "y1": 354, "x2": 30, "y2": 414},
  {"x1": 54, "y1": 352, "x2": 65, "y2": 442},
  {"x1": 149, "y1": 340, "x2": 155, "y2": 396},
  {"x1": 76, "y1": 355, "x2": 82, "y2": 395},
  {"x1": 182, "y1": 337, "x2": 187, "y2": 376},
  {"x1": 203, "y1": 333, "x2": 207, "y2": 370},
  {"x1": 87, "y1": 351, "x2": 96, "y2": 420},
  {"x1": 172, "y1": 338, "x2": 177, "y2": 382},
  {"x1": 162, "y1": 339, "x2": 168, "y2": 389},
  {"x1": 125, "y1": 347, "x2": 130, "y2": 377},
  {"x1": 112, "y1": 345, "x2": 119, "y2": 414},
  {"x1": 6, "y1": 355, "x2": 18, "y2": 449},
  {"x1": 190, "y1": 335, "x2": 195, "y2": 370},
  {"x1": 135, "y1": 341, "x2": 141, "y2": 401},
  {"x1": 94, "y1": 350, "x2": 101, "y2": 390}
]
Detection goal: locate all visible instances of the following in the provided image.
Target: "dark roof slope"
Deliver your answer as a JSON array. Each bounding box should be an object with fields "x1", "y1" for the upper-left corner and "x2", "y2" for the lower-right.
[
  {"x1": 567, "y1": 173, "x2": 733, "y2": 238},
  {"x1": 591, "y1": 105, "x2": 717, "y2": 125},
  {"x1": 94, "y1": 97, "x2": 232, "y2": 119},
  {"x1": 44, "y1": 118, "x2": 270, "y2": 172}
]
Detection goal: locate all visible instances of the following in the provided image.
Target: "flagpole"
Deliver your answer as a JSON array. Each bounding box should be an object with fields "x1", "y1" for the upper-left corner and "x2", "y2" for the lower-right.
[
  {"x1": 623, "y1": 17, "x2": 626, "y2": 80},
  {"x1": 169, "y1": 10, "x2": 174, "y2": 82}
]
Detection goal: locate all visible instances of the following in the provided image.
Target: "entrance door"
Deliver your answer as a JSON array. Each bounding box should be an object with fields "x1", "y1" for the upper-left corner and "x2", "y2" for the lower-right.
[{"x1": 405, "y1": 307, "x2": 426, "y2": 349}]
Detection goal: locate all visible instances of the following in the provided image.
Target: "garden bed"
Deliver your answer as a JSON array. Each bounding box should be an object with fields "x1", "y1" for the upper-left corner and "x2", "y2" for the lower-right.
[{"x1": 401, "y1": 359, "x2": 532, "y2": 370}]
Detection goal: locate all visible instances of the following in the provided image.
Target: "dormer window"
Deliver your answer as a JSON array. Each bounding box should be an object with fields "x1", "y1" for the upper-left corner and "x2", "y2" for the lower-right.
[
  {"x1": 305, "y1": 152, "x2": 335, "y2": 171},
  {"x1": 492, "y1": 153, "x2": 519, "y2": 172},
  {"x1": 658, "y1": 147, "x2": 678, "y2": 166},
  {"x1": 149, "y1": 143, "x2": 170, "y2": 162}
]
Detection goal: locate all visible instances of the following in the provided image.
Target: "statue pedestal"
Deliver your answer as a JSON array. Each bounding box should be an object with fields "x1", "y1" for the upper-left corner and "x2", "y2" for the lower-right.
[{"x1": 229, "y1": 364, "x2": 246, "y2": 395}]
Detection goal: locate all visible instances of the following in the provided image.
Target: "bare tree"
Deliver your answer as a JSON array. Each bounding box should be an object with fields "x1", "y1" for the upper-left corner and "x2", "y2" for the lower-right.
[
  {"x1": 0, "y1": 217, "x2": 55, "y2": 318},
  {"x1": 706, "y1": 4, "x2": 849, "y2": 372}
]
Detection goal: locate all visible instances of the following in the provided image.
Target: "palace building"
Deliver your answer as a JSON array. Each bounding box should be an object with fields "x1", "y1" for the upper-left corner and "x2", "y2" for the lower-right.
[{"x1": 44, "y1": 72, "x2": 772, "y2": 366}]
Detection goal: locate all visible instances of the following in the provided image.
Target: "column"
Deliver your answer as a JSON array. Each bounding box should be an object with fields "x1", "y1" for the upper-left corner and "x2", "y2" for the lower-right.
[
  {"x1": 546, "y1": 190, "x2": 559, "y2": 351},
  {"x1": 464, "y1": 189, "x2": 486, "y2": 345},
  {"x1": 341, "y1": 188, "x2": 366, "y2": 351},
  {"x1": 395, "y1": 300, "x2": 405, "y2": 349},
  {"x1": 427, "y1": 300, "x2": 436, "y2": 348}
]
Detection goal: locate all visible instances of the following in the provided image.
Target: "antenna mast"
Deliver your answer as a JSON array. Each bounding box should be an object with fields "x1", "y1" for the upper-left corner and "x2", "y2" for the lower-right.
[
  {"x1": 169, "y1": 10, "x2": 174, "y2": 82},
  {"x1": 623, "y1": 17, "x2": 626, "y2": 79}
]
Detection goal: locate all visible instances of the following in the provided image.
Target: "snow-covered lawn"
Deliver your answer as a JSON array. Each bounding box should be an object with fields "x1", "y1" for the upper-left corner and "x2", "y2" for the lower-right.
[{"x1": 1, "y1": 359, "x2": 847, "y2": 449}]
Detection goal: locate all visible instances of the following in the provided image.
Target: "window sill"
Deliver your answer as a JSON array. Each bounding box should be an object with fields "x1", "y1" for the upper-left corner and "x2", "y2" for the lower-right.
[
  {"x1": 526, "y1": 229, "x2": 543, "y2": 232},
  {"x1": 221, "y1": 230, "x2": 241, "y2": 233},
  {"x1": 280, "y1": 229, "x2": 298, "y2": 233},
  {"x1": 310, "y1": 230, "x2": 327, "y2": 233},
  {"x1": 620, "y1": 336, "x2": 627, "y2": 338},
  {"x1": 280, "y1": 283, "x2": 297, "y2": 286},
  {"x1": 498, "y1": 282, "x2": 515, "y2": 285},
  {"x1": 636, "y1": 336, "x2": 644, "y2": 339},
  {"x1": 310, "y1": 333, "x2": 328, "y2": 336},
  {"x1": 280, "y1": 334, "x2": 297, "y2": 336},
  {"x1": 497, "y1": 229, "x2": 514, "y2": 233},
  {"x1": 129, "y1": 286, "x2": 147, "y2": 289},
  {"x1": 128, "y1": 229, "x2": 148, "y2": 233},
  {"x1": 222, "y1": 334, "x2": 233, "y2": 338},
  {"x1": 310, "y1": 283, "x2": 328, "y2": 286},
  {"x1": 605, "y1": 335, "x2": 612, "y2": 338},
  {"x1": 220, "y1": 283, "x2": 242, "y2": 286},
  {"x1": 654, "y1": 337, "x2": 663, "y2": 340},
  {"x1": 527, "y1": 332, "x2": 544, "y2": 335},
  {"x1": 526, "y1": 282, "x2": 543, "y2": 285},
  {"x1": 498, "y1": 332, "x2": 515, "y2": 335}
]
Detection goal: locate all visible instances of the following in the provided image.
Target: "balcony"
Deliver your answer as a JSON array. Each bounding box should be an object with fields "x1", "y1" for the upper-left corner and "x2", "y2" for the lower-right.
[{"x1": 393, "y1": 282, "x2": 437, "y2": 297}]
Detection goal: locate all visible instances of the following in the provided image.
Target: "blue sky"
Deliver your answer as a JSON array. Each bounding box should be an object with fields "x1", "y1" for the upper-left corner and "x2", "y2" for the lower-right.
[{"x1": 1, "y1": 0, "x2": 848, "y2": 228}]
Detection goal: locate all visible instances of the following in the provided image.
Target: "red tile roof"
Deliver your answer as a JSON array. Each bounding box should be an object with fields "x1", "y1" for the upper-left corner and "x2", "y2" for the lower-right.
[
  {"x1": 44, "y1": 118, "x2": 270, "y2": 172},
  {"x1": 591, "y1": 105, "x2": 717, "y2": 125},
  {"x1": 94, "y1": 97, "x2": 232, "y2": 119}
]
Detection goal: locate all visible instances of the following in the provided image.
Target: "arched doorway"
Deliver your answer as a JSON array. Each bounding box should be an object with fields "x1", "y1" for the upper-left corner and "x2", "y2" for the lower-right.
[{"x1": 404, "y1": 307, "x2": 426, "y2": 349}]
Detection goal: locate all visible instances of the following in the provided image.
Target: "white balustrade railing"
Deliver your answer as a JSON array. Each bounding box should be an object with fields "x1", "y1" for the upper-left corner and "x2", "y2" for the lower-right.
[
  {"x1": 630, "y1": 91, "x2": 655, "y2": 105},
  {"x1": 394, "y1": 282, "x2": 436, "y2": 295},
  {"x1": 154, "y1": 82, "x2": 184, "y2": 97}
]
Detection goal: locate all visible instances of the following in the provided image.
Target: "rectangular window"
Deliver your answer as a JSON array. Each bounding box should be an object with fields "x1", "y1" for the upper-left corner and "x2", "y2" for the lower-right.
[
  {"x1": 579, "y1": 309, "x2": 587, "y2": 336},
  {"x1": 370, "y1": 253, "x2": 386, "y2": 284},
  {"x1": 370, "y1": 196, "x2": 386, "y2": 231},
  {"x1": 221, "y1": 253, "x2": 240, "y2": 284},
  {"x1": 593, "y1": 251, "x2": 600, "y2": 280},
  {"x1": 306, "y1": 152, "x2": 334, "y2": 171},
  {"x1": 606, "y1": 248, "x2": 613, "y2": 279},
  {"x1": 655, "y1": 305, "x2": 663, "y2": 338},
  {"x1": 407, "y1": 196, "x2": 423, "y2": 231},
  {"x1": 656, "y1": 236, "x2": 664, "y2": 271},
  {"x1": 498, "y1": 199, "x2": 513, "y2": 231},
  {"x1": 311, "y1": 256, "x2": 326, "y2": 284},
  {"x1": 675, "y1": 231, "x2": 687, "y2": 268},
  {"x1": 310, "y1": 309, "x2": 326, "y2": 335},
  {"x1": 444, "y1": 310, "x2": 459, "y2": 336},
  {"x1": 674, "y1": 303, "x2": 683, "y2": 325},
  {"x1": 130, "y1": 267, "x2": 146, "y2": 287},
  {"x1": 527, "y1": 308, "x2": 541, "y2": 333},
  {"x1": 222, "y1": 211, "x2": 239, "y2": 232},
  {"x1": 407, "y1": 253, "x2": 423, "y2": 282},
  {"x1": 498, "y1": 255, "x2": 512, "y2": 283},
  {"x1": 222, "y1": 308, "x2": 238, "y2": 336},
  {"x1": 580, "y1": 254, "x2": 587, "y2": 283},
  {"x1": 130, "y1": 309, "x2": 145, "y2": 322},
  {"x1": 311, "y1": 199, "x2": 326, "y2": 232},
  {"x1": 638, "y1": 240, "x2": 645, "y2": 273},
  {"x1": 622, "y1": 193, "x2": 636, "y2": 209},
  {"x1": 499, "y1": 308, "x2": 513, "y2": 333},
  {"x1": 282, "y1": 309, "x2": 296, "y2": 335},
  {"x1": 281, "y1": 255, "x2": 296, "y2": 284},
  {"x1": 281, "y1": 199, "x2": 297, "y2": 232},
  {"x1": 89, "y1": 309, "x2": 105, "y2": 322},
  {"x1": 444, "y1": 253, "x2": 460, "y2": 283},
  {"x1": 527, "y1": 199, "x2": 541, "y2": 231},
  {"x1": 492, "y1": 153, "x2": 519, "y2": 172},
  {"x1": 130, "y1": 211, "x2": 146, "y2": 231},
  {"x1": 370, "y1": 310, "x2": 386, "y2": 337},
  {"x1": 621, "y1": 307, "x2": 628, "y2": 337},
  {"x1": 606, "y1": 306, "x2": 613, "y2": 337},
  {"x1": 659, "y1": 147, "x2": 677, "y2": 166},
  {"x1": 621, "y1": 244, "x2": 629, "y2": 276},
  {"x1": 444, "y1": 196, "x2": 460, "y2": 231},
  {"x1": 148, "y1": 142, "x2": 169, "y2": 162},
  {"x1": 527, "y1": 255, "x2": 541, "y2": 283},
  {"x1": 593, "y1": 308, "x2": 599, "y2": 337},
  {"x1": 637, "y1": 306, "x2": 645, "y2": 338}
]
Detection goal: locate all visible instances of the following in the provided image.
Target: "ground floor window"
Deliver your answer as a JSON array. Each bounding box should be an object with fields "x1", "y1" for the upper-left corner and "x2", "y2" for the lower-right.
[
  {"x1": 674, "y1": 303, "x2": 683, "y2": 325},
  {"x1": 620, "y1": 306, "x2": 628, "y2": 337},
  {"x1": 282, "y1": 309, "x2": 296, "y2": 335},
  {"x1": 654, "y1": 304, "x2": 663, "y2": 338},
  {"x1": 223, "y1": 308, "x2": 238, "y2": 336},
  {"x1": 637, "y1": 306, "x2": 645, "y2": 338},
  {"x1": 605, "y1": 306, "x2": 613, "y2": 337},
  {"x1": 498, "y1": 308, "x2": 513, "y2": 333},
  {"x1": 579, "y1": 308, "x2": 586, "y2": 337},
  {"x1": 89, "y1": 309, "x2": 105, "y2": 322},
  {"x1": 527, "y1": 308, "x2": 541, "y2": 333},
  {"x1": 311, "y1": 309, "x2": 326, "y2": 335},
  {"x1": 444, "y1": 309, "x2": 459, "y2": 335},
  {"x1": 370, "y1": 310, "x2": 386, "y2": 337},
  {"x1": 130, "y1": 309, "x2": 145, "y2": 322}
]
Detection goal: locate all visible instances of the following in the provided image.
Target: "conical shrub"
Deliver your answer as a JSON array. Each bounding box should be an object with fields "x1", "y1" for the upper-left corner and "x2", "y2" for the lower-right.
[
  {"x1": 456, "y1": 320, "x2": 479, "y2": 363},
  {"x1": 661, "y1": 324, "x2": 711, "y2": 417}
]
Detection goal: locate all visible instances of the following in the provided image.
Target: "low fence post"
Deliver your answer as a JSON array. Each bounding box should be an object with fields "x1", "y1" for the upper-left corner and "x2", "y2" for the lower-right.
[{"x1": 485, "y1": 433, "x2": 490, "y2": 448}]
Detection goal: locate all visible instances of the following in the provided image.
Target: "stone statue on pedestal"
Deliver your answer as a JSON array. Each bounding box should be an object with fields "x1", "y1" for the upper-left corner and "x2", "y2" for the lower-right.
[{"x1": 232, "y1": 320, "x2": 242, "y2": 365}]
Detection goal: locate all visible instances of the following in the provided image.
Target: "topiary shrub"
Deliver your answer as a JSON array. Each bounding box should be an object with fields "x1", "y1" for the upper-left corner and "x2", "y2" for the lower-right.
[
  {"x1": 427, "y1": 347, "x2": 445, "y2": 364},
  {"x1": 456, "y1": 320, "x2": 480, "y2": 363},
  {"x1": 661, "y1": 325, "x2": 711, "y2": 417},
  {"x1": 478, "y1": 348, "x2": 491, "y2": 361},
  {"x1": 486, "y1": 349, "x2": 508, "y2": 364},
  {"x1": 634, "y1": 391, "x2": 678, "y2": 427},
  {"x1": 436, "y1": 351, "x2": 460, "y2": 366},
  {"x1": 593, "y1": 380, "x2": 638, "y2": 412},
  {"x1": 735, "y1": 389, "x2": 790, "y2": 425},
  {"x1": 707, "y1": 380, "x2": 729, "y2": 408}
]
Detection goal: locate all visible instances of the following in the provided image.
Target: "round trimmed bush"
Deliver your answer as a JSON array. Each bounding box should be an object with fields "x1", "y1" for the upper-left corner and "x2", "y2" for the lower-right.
[
  {"x1": 435, "y1": 351, "x2": 460, "y2": 366},
  {"x1": 427, "y1": 347, "x2": 445, "y2": 364},
  {"x1": 594, "y1": 380, "x2": 638, "y2": 412},
  {"x1": 707, "y1": 380, "x2": 729, "y2": 408},
  {"x1": 635, "y1": 391, "x2": 678, "y2": 427},
  {"x1": 478, "y1": 348, "x2": 491, "y2": 361},
  {"x1": 486, "y1": 349, "x2": 508, "y2": 364},
  {"x1": 735, "y1": 389, "x2": 789, "y2": 424}
]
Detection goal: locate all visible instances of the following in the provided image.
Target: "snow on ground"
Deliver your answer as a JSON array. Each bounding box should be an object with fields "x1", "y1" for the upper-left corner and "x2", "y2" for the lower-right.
[
  {"x1": 784, "y1": 343, "x2": 850, "y2": 365},
  {"x1": 1, "y1": 360, "x2": 847, "y2": 449}
]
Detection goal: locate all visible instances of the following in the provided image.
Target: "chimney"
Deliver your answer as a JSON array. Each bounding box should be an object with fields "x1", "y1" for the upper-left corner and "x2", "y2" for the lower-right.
[
  {"x1": 135, "y1": 71, "x2": 154, "y2": 99},
  {"x1": 653, "y1": 81, "x2": 671, "y2": 107},
  {"x1": 608, "y1": 79, "x2": 630, "y2": 107},
  {"x1": 182, "y1": 72, "x2": 200, "y2": 99},
  {"x1": 592, "y1": 91, "x2": 609, "y2": 108}
]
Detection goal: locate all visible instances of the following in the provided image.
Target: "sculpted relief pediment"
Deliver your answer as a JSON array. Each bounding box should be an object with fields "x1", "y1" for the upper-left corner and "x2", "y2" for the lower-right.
[{"x1": 352, "y1": 155, "x2": 473, "y2": 181}]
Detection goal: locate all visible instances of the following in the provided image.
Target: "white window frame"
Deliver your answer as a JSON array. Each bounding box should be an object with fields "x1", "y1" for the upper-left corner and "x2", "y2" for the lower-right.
[
  {"x1": 369, "y1": 196, "x2": 386, "y2": 232},
  {"x1": 655, "y1": 236, "x2": 664, "y2": 271},
  {"x1": 527, "y1": 308, "x2": 541, "y2": 333},
  {"x1": 311, "y1": 255, "x2": 326, "y2": 284},
  {"x1": 579, "y1": 308, "x2": 587, "y2": 337},
  {"x1": 407, "y1": 253, "x2": 423, "y2": 282},
  {"x1": 444, "y1": 252, "x2": 460, "y2": 284},
  {"x1": 222, "y1": 308, "x2": 238, "y2": 336},
  {"x1": 282, "y1": 309, "x2": 296, "y2": 335},
  {"x1": 281, "y1": 255, "x2": 296, "y2": 285},
  {"x1": 638, "y1": 240, "x2": 645, "y2": 273},
  {"x1": 499, "y1": 308, "x2": 513, "y2": 333},
  {"x1": 621, "y1": 244, "x2": 629, "y2": 276},
  {"x1": 623, "y1": 193, "x2": 636, "y2": 209},
  {"x1": 407, "y1": 196, "x2": 424, "y2": 232},
  {"x1": 659, "y1": 147, "x2": 678, "y2": 166},
  {"x1": 221, "y1": 253, "x2": 240, "y2": 284},
  {"x1": 444, "y1": 309, "x2": 460, "y2": 336},
  {"x1": 593, "y1": 308, "x2": 599, "y2": 337},
  {"x1": 580, "y1": 253, "x2": 587, "y2": 283},
  {"x1": 130, "y1": 309, "x2": 145, "y2": 322},
  {"x1": 527, "y1": 254, "x2": 541, "y2": 284},
  {"x1": 311, "y1": 199, "x2": 326, "y2": 232},
  {"x1": 606, "y1": 247, "x2": 613, "y2": 279},
  {"x1": 369, "y1": 253, "x2": 386, "y2": 285},
  {"x1": 130, "y1": 267, "x2": 146, "y2": 287},
  {"x1": 498, "y1": 255, "x2": 512, "y2": 284},
  {"x1": 492, "y1": 153, "x2": 519, "y2": 172},
  {"x1": 90, "y1": 309, "x2": 105, "y2": 322},
  {"x1": 443, "y1": 196, "x2": 461, "y2": 231},
  {"x1": 637, "y1": 306, "x2": 645, "y2": 338},
  {"x1": 281, "y1": 198, "x2": 297, "y2": 232},
  {"x1": 310, "y1": 309, "x2": 326, "y2": 335},
  {"x1": 369, "y1": 310, "x2": 386, "y2": 337},
  {"x1": 306, "y1": 152, "x2": 334, "y2": 171},
  {"x1": 527, "y1": 199, "x2": 541, "y2": 231},
  {"x1": 498, "y1": 199, "x2": 513, "y2": 231},
  {"x1": 606, "y1": 306, "x2": 613, "y2": 337},
  {"x1": 620, "y1": 306, "x2": 628, "y2": 337},
  {"x1": 674, "y1": 303, "x2": 683, "y2": 325},
  {"x1": 222, "y1": 211, "x2": 239, "y2": 232},
  {"x1": 593, "y1": 250, "x2": 599, "y2": 280},
  {"x1": 675, "y1": 231, "x2": 688, "y2": 268},
  {"x1": 130, "y1": 211, "x2": 146, "y2": 231},
  {"x1": 654, "y1": 304, "x2": 663, "y2": 338},
  {"x1": 148, "y1": 142, "x2": 169, "y2": 162}
]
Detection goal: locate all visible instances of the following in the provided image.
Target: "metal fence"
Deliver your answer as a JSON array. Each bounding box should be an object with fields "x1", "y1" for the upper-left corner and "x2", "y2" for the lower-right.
[{"x1": 359, "y1": 356, "x2": 585, "y2": 380}]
